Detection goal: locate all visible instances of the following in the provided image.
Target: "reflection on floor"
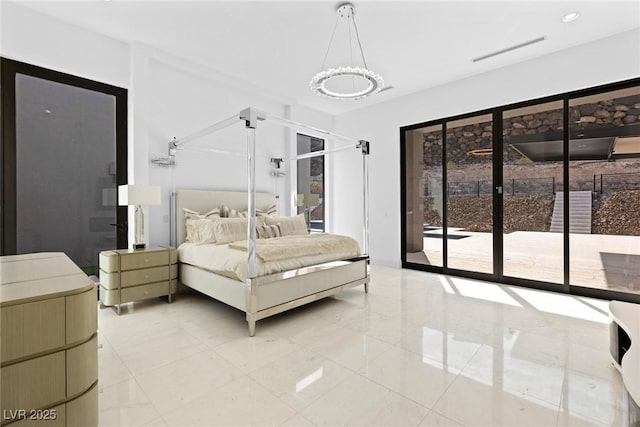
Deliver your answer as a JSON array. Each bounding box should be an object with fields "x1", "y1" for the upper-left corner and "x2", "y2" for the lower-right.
[
  {"x1": 98, "y1": 265, "x2": 623, "y2": 426},
  {"x1": 413, "y1": 230, "x2": 640, "y2": 293}
]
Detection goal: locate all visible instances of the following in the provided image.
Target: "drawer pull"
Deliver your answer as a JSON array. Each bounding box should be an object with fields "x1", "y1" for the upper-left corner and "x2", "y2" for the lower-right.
[
  {"x1": 144, "y1": 258, "x2": 150, "y2": 263},
  {"x1": 144, "y1": 274, "x2": 150, "y2": 279}
]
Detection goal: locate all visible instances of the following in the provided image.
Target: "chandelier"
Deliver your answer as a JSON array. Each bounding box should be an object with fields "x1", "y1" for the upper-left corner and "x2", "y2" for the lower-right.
[{"x1": 310, "y1": 2, "x2": 384, "y2": 100}]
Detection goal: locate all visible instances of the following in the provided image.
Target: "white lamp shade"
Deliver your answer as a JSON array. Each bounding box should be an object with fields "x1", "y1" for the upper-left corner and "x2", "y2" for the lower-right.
[
  {"x1": 296, "y1": 193, "x2": 320, "y2": 207},
  {"x1": 118, "y1": 185, "x2": 161, "y2": 206}
]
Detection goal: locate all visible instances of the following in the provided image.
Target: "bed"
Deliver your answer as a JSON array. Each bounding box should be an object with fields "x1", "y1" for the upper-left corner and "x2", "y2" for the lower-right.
[{"x1": 175, "y1": 189, "x2": 370, "y2": 336}]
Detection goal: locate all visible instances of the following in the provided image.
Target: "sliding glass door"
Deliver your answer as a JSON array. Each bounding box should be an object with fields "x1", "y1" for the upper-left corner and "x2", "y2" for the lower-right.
[
  {"x1": 502, "y1": 101, "x2": 564, "y2": 284},
  {"x1": 403, "y1": 124, "x2": 443, "y2": 267},
  {"x1": 402, "y1": 78, "x2": 640, "y2": 302},
  {"x1": 568, "y1": 86, "x2": 640, "y2": 294},
  {"x1": 445, "y1": 114, "x2": 494, "y2": 274}
]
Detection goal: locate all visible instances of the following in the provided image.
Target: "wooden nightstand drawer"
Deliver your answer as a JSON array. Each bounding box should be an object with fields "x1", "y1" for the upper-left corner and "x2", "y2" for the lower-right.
[
  {"x1": 100, "y1": 264, "x2": 178, "y2": 289},
  {"x1": 100, "y1": 249, "x2": 171, "y2": 272},
  {"x1": 100, "y1": 280, "x2": 177, "y2": 306},
  {"x1": 120, "y1": 251, "x2": 169, "y2": 270}
]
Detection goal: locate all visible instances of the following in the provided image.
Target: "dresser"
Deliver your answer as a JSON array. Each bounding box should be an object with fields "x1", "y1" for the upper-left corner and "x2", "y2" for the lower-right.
[
  {"x1": 99, "y1": 247, "x2": 177, "y2": 314},
  {"x1": 0, "y1": 252, "x2": 98, "y2": 427}
]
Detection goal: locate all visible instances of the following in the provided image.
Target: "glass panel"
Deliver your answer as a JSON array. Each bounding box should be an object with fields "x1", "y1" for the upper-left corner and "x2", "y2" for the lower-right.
[
  {"x1": 297, "y1": 134, "x2": 324, "y2": 232},
  {"x1": 445, "y1": 114, "x2": 493, "y2": 273},
  {"x1": 15, "y1": 74, "x2": 117, "y2": 269},
  {"x1": 569, "y1": 86, "x2": 640, "y2": 294},
  {"x1": 404, "y1": 124, "x2": 443, "y2": 266},
  {"x1": 502, "y1": 101, "x2": 564, "y2": 283}
]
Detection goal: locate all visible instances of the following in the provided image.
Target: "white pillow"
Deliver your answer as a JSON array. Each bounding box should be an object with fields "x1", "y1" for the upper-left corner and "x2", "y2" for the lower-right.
[{"x1": 266, "y1": 213, "x2": 308, "y2": 236}]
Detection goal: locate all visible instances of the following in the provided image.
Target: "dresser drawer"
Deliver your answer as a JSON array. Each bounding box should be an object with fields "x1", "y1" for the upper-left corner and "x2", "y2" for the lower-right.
[
  {"x1": 66, "y1": 288, "x2": 97, "y2": 345},
  {"x1": 100, "y1": 280, "x2": 177, "y2": 306},
  {"x1": 1, "y1": 351, "x2": 66, "y2": 413},
  {"x1": 66, "y1": 383, "x2": 98, "y2": 427},
  {"x1": 66, "y1": 336, "x2": 97, "y2": 397},
  {"x1": 1, "y1": 297, "x2": 65, "y2": 363}
]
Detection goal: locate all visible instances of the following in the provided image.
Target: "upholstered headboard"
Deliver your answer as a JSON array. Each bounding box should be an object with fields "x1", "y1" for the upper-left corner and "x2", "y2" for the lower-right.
[{"x1": 174, "y1": 189, "x2": 277, "y2": 245}]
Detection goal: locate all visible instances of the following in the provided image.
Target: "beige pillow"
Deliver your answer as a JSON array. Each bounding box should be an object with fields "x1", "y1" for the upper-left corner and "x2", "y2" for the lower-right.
[
  {"x1": 256, "y1": 224, "x2": 281, "y2": 239},
  {"x1": 266, "y1": 213, "x2": 308, "y2": 236},
  {"x1": 186, "y1": 218, "x2": 217, "y2": 245},
  {"x1": 257, "y1": 204, "x2": 277, "y2": 216},
  {"x1": 220, "y1": 205, "x2": 275, "y2": 219},
  {"x1": 184, "y1": 208, "x2": 220, "y2": 243},
  {"x1": 214, "y1": 218, "x2": 249, "y2": 244}
]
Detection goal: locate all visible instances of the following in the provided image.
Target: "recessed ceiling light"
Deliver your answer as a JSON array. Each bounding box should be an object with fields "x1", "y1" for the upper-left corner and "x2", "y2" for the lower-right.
[
  {"x1": 562, "y1": 12, "x2": 581, "y2": 23},
  {"x1": 44, "y1": 109, "x2": 52, "y2": 114}
]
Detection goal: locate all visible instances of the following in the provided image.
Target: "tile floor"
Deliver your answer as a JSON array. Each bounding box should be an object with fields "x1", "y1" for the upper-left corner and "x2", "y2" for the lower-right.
[{"x1": 97, "y1": 265, "x2": 626, "y2": 426}]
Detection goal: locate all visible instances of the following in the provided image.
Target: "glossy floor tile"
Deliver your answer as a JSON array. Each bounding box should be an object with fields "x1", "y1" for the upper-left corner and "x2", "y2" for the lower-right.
[{"x1": 97, "y1": 265, "x2": 625, "y2": 426}]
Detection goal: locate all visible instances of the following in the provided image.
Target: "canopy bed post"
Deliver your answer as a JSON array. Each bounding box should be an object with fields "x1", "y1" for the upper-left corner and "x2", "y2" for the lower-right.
[
  {"x1": 358, "y1": 140, "x2": 370, "y2": 293},
  {"x1": 239, "y1": 107, "x2": 266, "y2": 337}
]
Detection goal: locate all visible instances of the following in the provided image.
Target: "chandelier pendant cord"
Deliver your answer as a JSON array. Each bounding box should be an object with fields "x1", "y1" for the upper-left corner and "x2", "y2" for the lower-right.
[
  {"x1": 351, "y1": 16, "x2": 369, "y2": 70},
  {"x1": 320, "y1": 15, "x2": 340, "y2": 71},
  {"x1": 348, "y1": 17, "x2": 355, "y2": 92}
]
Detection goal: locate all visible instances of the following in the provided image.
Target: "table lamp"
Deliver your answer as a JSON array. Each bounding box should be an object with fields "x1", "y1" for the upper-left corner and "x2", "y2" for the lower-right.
[
  {"x1": 296, "y1": 193, "x2": 320, "y2": 231},
  {"x1": 118, "y1": 185, "x2": 161, "y2": 250}
]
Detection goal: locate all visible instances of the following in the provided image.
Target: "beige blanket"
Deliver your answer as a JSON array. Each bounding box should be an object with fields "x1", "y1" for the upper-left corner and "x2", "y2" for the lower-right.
[{"x1": 228, "y1": 233, "x2": 360, "y2": 262}]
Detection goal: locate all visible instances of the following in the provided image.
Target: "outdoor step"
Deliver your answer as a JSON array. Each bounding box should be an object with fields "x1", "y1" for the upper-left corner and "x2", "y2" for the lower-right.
[{"x1": 550, "y1": 191, "x2": 592, "y2": 234}]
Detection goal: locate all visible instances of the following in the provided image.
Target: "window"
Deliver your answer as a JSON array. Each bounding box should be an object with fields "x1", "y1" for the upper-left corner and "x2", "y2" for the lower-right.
[
  {"x1": 296, "y1": 134, "x2": 324, "y2": 232},
  {"x1": 1, "y1": 58, "x2": 128, "y2": 271}
]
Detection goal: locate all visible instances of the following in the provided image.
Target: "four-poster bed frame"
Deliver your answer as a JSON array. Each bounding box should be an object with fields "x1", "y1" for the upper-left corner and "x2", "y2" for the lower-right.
[{"x1": 168, "y1": 108, "x2": 370, "y2": 336}]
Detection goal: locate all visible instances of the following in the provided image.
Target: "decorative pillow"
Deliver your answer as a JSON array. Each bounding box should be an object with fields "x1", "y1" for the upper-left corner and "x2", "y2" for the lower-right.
[
  {"x1": 184, "y1": 207, "x2": 220, "y2": 220},
  {"x1": 256, "y1": 224, "x2": 281, "y2": 239},
  {"x1": 184, "y1": 208, "x2": 220, "y2": 243},
  {"x1": 266, "y1": 213, "x2": 308, "y2": 236},
  {"x1": 219, "y1": 205, "x2": 269, "y2": 223},
  {"x1": 186, "y1": 218, "x2": 217, "y2": 245},
  {"x1": 257, "y1": 204, "x2": 277, "y2": 216},
  {"x1": 213, "y1": 217, "x2": 249, "y2": 244}
]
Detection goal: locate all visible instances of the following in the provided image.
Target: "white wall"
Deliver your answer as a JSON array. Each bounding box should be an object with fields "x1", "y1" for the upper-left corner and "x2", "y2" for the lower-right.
[
  {"x1": 0, "y1": 2, "x2": 129, "y2": 89},
  {"x1": 136, "y1": 45, "x2": 293, "y2": 247},
  {"x1": 334, "y1": 29, "x2": 640, "y2": 267},
  {"x1": 1, "y1": 3, "x2": 336, "y2": 251}
]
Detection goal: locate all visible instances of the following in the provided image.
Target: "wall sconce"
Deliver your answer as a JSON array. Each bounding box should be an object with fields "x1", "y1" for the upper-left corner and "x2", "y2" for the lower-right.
[{"x1": 270, "y1": 157, "x2": 286, "y2": 177}]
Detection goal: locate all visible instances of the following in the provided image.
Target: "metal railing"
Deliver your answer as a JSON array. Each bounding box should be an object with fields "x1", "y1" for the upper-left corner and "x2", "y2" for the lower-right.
[
  {"x1": 435, "y1": 177, "x2": 556, "y2": 197},
  {"x1": 594, "y1": 172, "x2": 640, "y2": 193}
]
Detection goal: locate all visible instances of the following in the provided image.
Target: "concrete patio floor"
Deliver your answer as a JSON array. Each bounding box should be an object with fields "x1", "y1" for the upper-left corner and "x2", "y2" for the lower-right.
[{"x1": 407, "y1": 229, "x2": 640, "y2": 295}]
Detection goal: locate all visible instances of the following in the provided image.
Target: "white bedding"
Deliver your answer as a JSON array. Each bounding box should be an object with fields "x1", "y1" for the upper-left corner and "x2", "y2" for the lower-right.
[{"x1": 178, "y1": 234, "x2": 361, "y2": 282}]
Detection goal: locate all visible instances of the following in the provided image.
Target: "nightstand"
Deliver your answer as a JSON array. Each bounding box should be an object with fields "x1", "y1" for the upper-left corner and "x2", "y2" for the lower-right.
[{"x1": 99, "y1": 247, "x2": 177, "y2": 314}]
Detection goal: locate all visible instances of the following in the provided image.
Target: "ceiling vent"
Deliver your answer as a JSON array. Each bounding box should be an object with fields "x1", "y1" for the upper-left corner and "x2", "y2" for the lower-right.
[{"x1": 472, "y1": 36, "x2": 547, "y2": 63}]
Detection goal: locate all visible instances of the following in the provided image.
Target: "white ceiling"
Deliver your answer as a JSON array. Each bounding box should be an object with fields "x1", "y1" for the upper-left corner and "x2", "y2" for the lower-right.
[{"x1": 11, "y1": 0, "x2": 640, "y2": 115}]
